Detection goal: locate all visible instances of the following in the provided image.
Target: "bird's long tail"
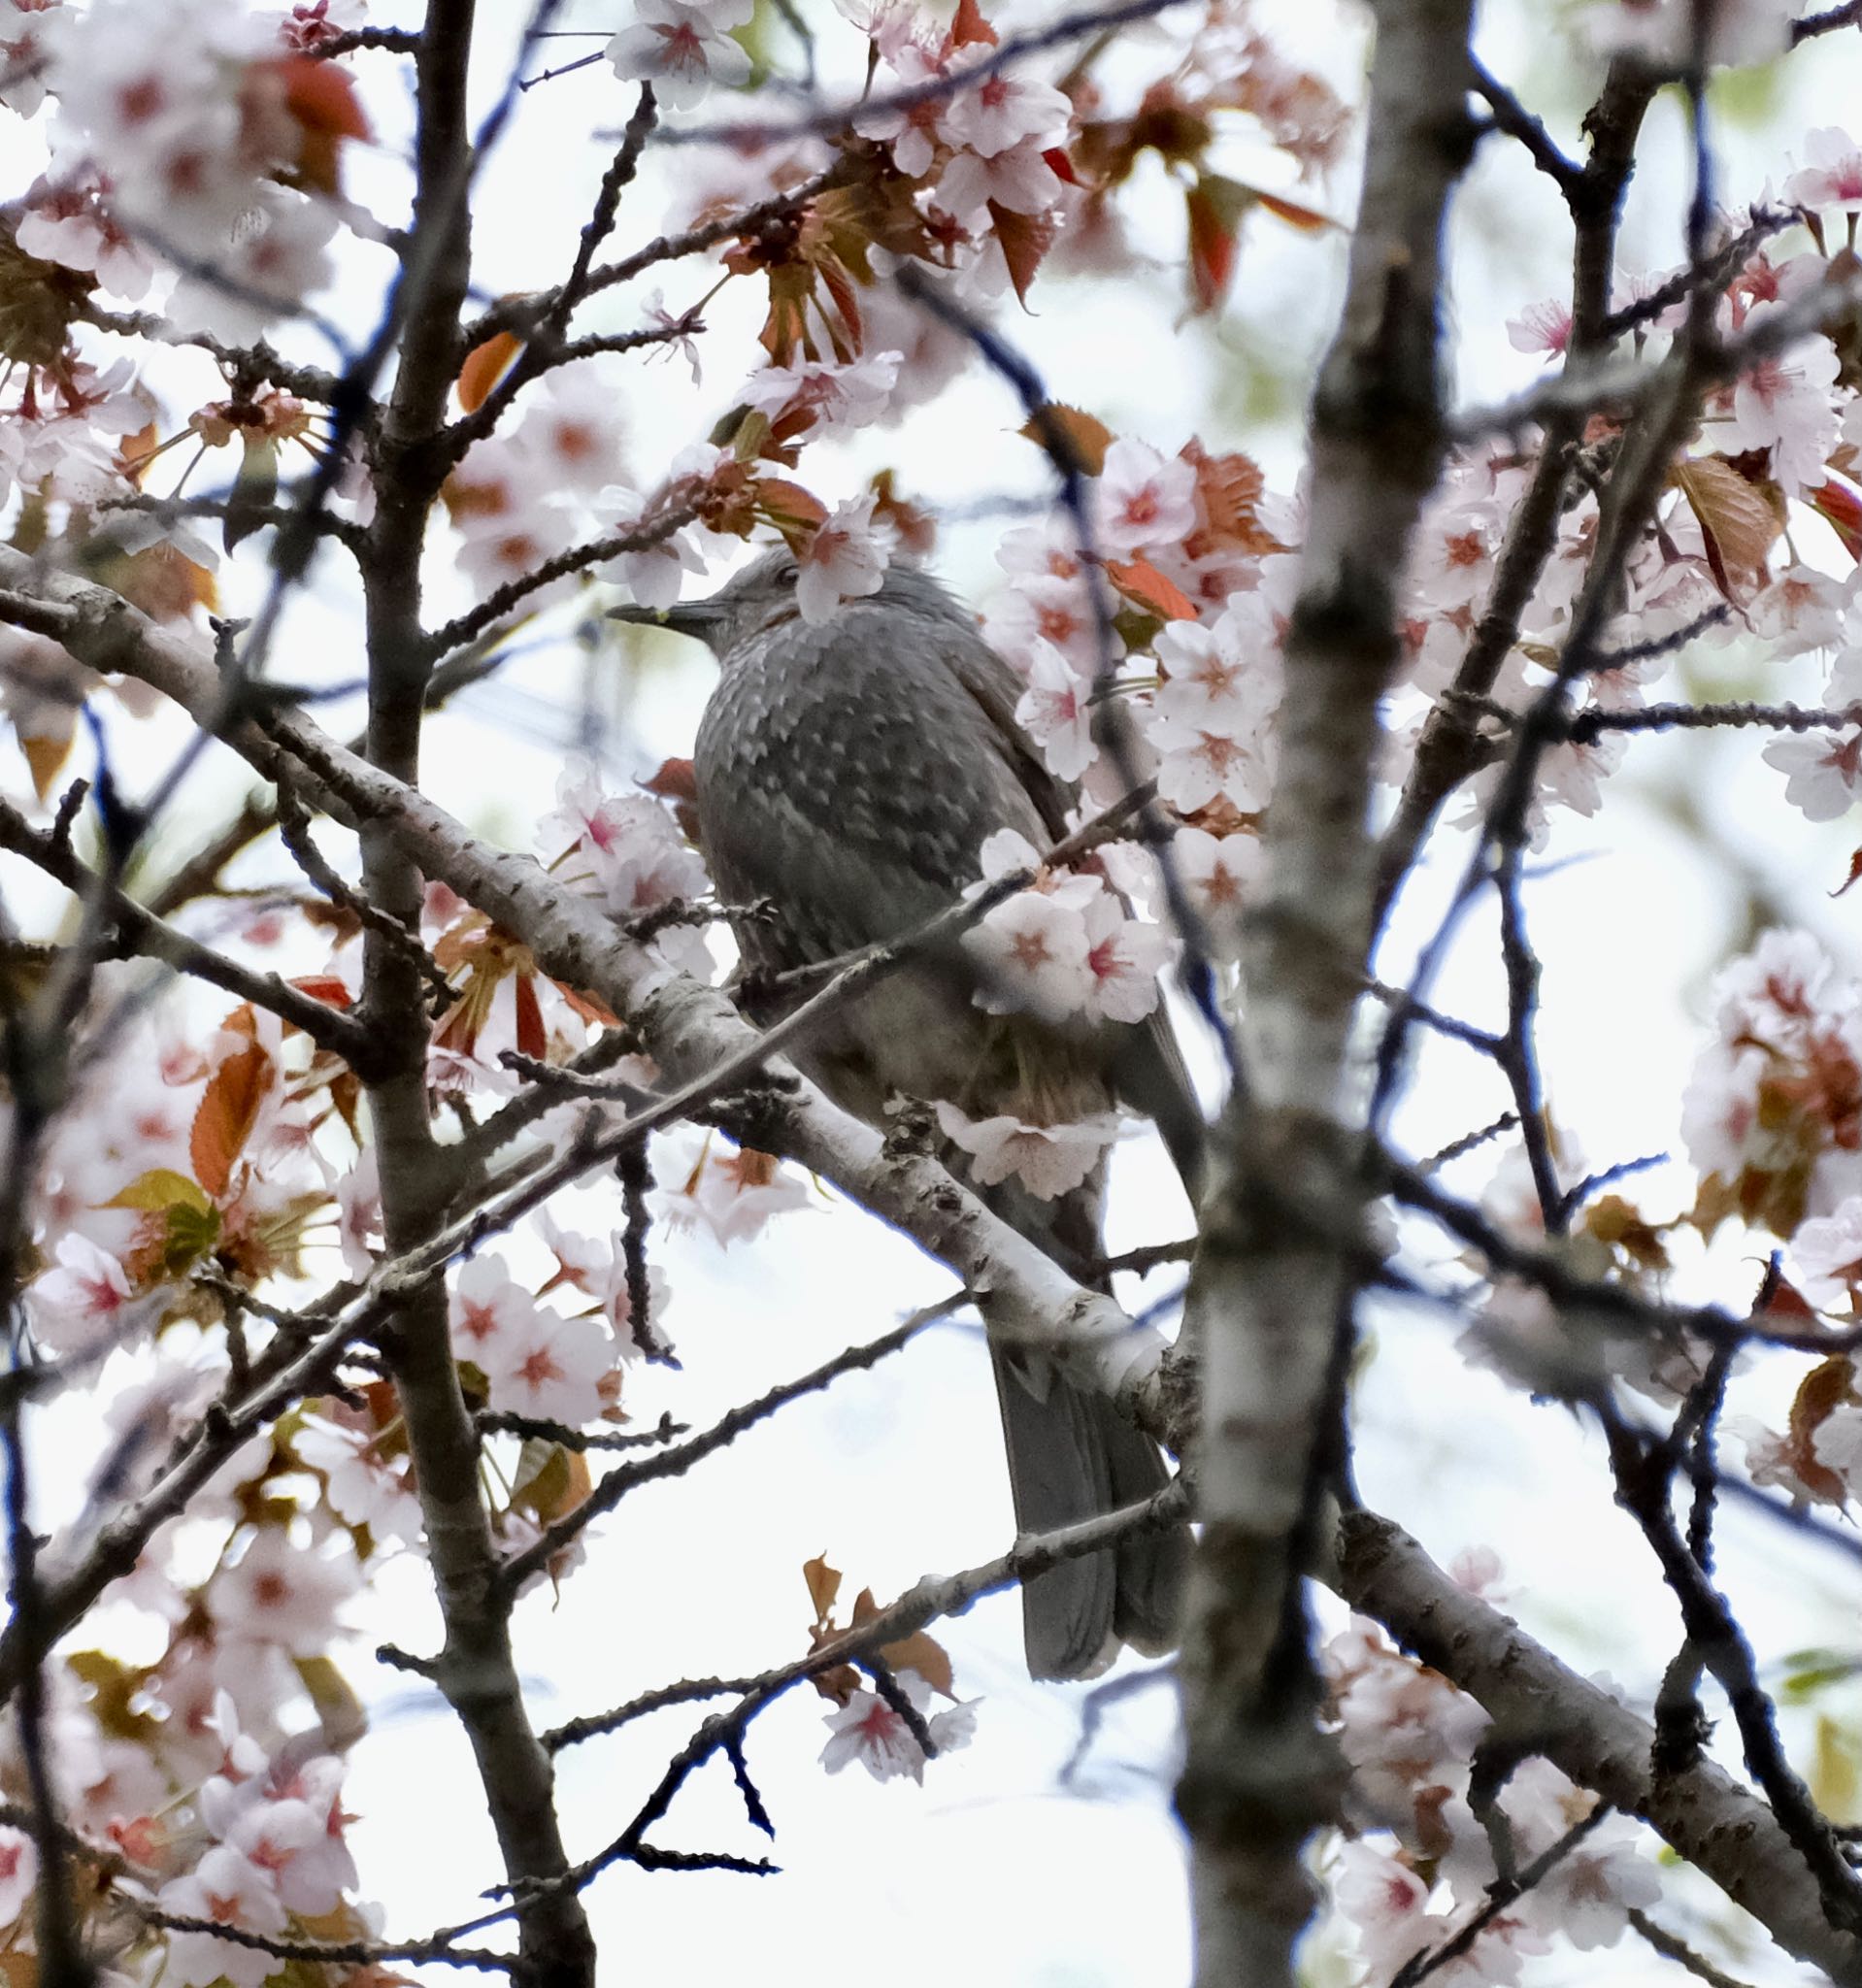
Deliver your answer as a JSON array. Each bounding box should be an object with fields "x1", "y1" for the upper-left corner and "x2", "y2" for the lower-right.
[{"x1": 980, "y1": 1174, "x2": 1191, "y2": 1680}]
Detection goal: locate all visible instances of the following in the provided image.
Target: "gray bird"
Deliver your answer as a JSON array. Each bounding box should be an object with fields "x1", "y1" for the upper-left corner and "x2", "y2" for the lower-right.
[{"x1": 615, "y1": 550, "x2": 1200, "y2": 1680}]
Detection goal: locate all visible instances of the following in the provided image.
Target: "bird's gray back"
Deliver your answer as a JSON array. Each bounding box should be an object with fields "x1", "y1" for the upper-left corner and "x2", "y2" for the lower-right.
[{"x1": 694, "y1": 588, "x2": 1053, "y2": 966}]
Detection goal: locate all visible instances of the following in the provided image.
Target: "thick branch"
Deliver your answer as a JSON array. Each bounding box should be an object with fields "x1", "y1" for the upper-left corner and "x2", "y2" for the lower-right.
[
  {"x1": 1174, "y1": 3, "x2": 1477, "y2": 1982},
  {"x1": 1337, "y1": 1511, "x2": 1862, "y2": 1986}
]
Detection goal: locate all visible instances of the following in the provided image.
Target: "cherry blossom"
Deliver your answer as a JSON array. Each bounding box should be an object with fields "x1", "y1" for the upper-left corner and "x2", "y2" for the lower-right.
[
  {"x1": 28, "y1": 1231, "x2": 147, "y2": 1360},
  {"x1": 941, "y1": 68, "x2": 1071, "y2": 159},
  {"x1": 1499, "y1": 1759, "x2": 1662, "y2": 1949},
  {"x1": 963, "y1": 887, "x2": 1093, "y2": 1020},
  {"x1": 934, "y1": 1101, "x2": 1122, "y2": 1199},
  {"x1": 1505, "y1": 298, "x2": 1572, "y2": 357},
  {"x1": 1790, "y1": 1195, "x2": 1862, "y2": 1309},
  {"x1": 855, "y1": 39, "x2": 948, "y2": 178},
  {"x1": 481, "y1": 1305, "x2": 614, "y2": 1424},
  {"x1": 739, "y1": 350, "x2": 903, "y2": 437},
  {"x1": 795, "y1": 494, "x2": 893, "y2": 624},
  {"x1": 1080, "y1": 893, "x2": 1173, "y2": 1024},
  {"x1": 1762, "y1": 725, "x2": 1862, "y2": 821},
  {"x1": 1785, "y1": 127, "x2": 1862, "y2": 213},
  {"x1": 1147, "y1": 701, "x2": 1276, "y2": 814},
  {"x1": 1153, "y1": 607, "x2": 1280, "y2": 727},
  {"x1": 1722, "y1": 311, "x2": 1843, "y2": 494},
  {"x1": 449, "y1": 1255, "x2": 538, "y2": 1365},
  {"x1": 1014, "y1": 638, "x2": 1097, "y2": 779},
  {"x1": 0, "y1": 1827, "x2": 37, "y2": 1927},
  {"x1": 1812, "y1": 1402, "x2": 1862, "y2": 1495},
  {"x1": 818, "y1": 1669, "x2": 978, "y2": 1783},
  {"x1": 0, "y1": 0, "x2": 58, "y2": 116},
  {"x1": 1174, "y1": 826, "x2": 1265, "y2": 944},
  {"x1": 607, "y1": 0, "x2": 753, "y2": 109},
  {"x1": 985, "y1": 571, "x2": 1099, "y2": 673},
  {"x1": 1329, "y1": 1839, "x2": 1435, "y2": 1980},
  {"x1": 540, "y1": 767, "x2": 709, "y2": 921},
  {"x1": 294, "y1": 1412, "x2": 422, "y2": 1543},
  {"x1": 1093, "y1": 439, "x2": 1199, "y2": 562},
  {"x1": 598, "y1": 482, "x2": 714, "y2": 612},
  {"x1": 16, "y1": 167, "x2": 154, "y2": 297},
  {"x1": 1748, "y1": 567, "x2": 1854, "y2": 656},
  {"x1": 157, "y1": 1841, "x2": 289, "y2": 1988},
  {"x1": 214, "y1": 1530, "x2": 360, "y2": 1656},
  {"x1": 657, "y1": 1135, "x2": 813, "y2": 1247},
  {"x1": 937, "y1": 136, "x2": 1064, "y2": 222}
]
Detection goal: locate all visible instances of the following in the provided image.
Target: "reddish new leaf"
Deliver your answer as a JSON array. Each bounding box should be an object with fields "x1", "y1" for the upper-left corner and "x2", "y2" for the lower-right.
[
  {"x1": 1019, "y1": 403, "x2": 1113, "y2": 477},
  {"x1": 190, "y1": 1042, "x2": 273, "y2": 1201},
  {"x1": 986, "y1": 200, "x2": 1057, "y2": 311},
  {"x1": 950, "y1": 0, "x2": 998, "y2": 47},
  {"x1": 1108, "y1": 556, "x2": 1198, "y2": 621},
  {"x1": 1835, "y1": 848, "x2": 1862, "y2": 899},
  {"x1": 458, "y1": 328, "x2": 523, "y2": 414},
  {"x1": 1810, "y1": 477, "x2": 1862, "y2": 565},
  {"x1": 513, "y1": 972, "x2": 547, "y2": 1062},
  {"x1": 1672, "y1": 455, "x2": 1784, "y2": 601},
  {"x1": 1184, "y1": 179, "x2": 1242, "y2": 315}
]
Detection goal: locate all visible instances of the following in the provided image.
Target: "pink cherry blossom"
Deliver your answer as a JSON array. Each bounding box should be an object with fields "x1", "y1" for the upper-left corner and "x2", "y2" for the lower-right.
[
  {"x1": 1748, "y1": 565, "x2": 1854, "y2": 655},
  {"x1": 28, "y1": 1232, "x2": 143, "y2": 1359},
  {"x1": 293, "y1": 1412, "x2": 422, "y2": 1543},
  {"x1": 16, "y1": 167, "x2": 154, "y2": 298},
  {"x1": 481, "y1": 1308, "x2": 615, "y2": 1424},
  {"x1": 818, "y1": 1669, "x2": 978, "y2": 1783},
  {"x1": 1762, "y1": 726, "x2": 1862, "y2": 820},
  {"x1": 1812, "y1": 1402, "x2": 1862, "y2": 1494},
  {"x1": 607, "y1": 0, "x2": 752, "y2": 109},
  {"x1": 937, "y1": 135, "x2": 1065, "y2": 220},
  {"x1": 597, "y1": 483, "x2": 713, "y2": 611},
  {"x1": 1147, "y1": 703, "x2": 1275, "y2": 814},
  {"x1": 1174, "y1": 826, "x2": 1265, "y2": 943},
  {"x1": 739, "y1": 350, "x2": 902, "y2": 436},
  {"x1": 334, "y1": 1147, "x2": 382, "y2": 1279},
  {"x1": 0, "y1": 1827, "x2": 37, "y2": 1927},
  {"x1": 963, "y1": 888, "x2": 1093, "y2": 1019},
  {"x1": 157, "y1": 1841, "x2": 287, "y2": 1988},
  {"x1": 1723, "y1": 309, "x2": 1842, "y2": 494},
  {"x1": 1014, "y1": 638, "x2": 1097, "y2": 779},
  {"x1": 1080, "y1": 893, "x2": 1173, "y2": 1024},
  {"x1": 449, "y1": 1255, "x2": 538, "y2": 1365},
  {"x1": 539, "y1": 767, "x2": 709, "y2": 919},
  {"x1": 1785, "y1": 127, "x2": 1862, "y2": 212},
  {"x1": 933, "y1": 1101, "x2": 1121, "y2": 1199},
  {"x1": 796, "y1": 494, "x2": 893, "y2": 625},
  {"x1": 214, "y1": 1530, "x2": 359, "y2": 1656},
  {"x1": 1092, "y1": 438, "x2": 1198, "y2": 561},
  {"x1": 985, "y1": 571, "x2": 1099, "y2": 672},
  {"x1": 1505, "y1": 299, "x2": 1572, "y2": 357},
  {"x1": 940, "y1": 68, "x2": 1070, "y2": 159},
  {"x1": 657, "y1": 1135, "x2": 813, "y2": 1248},
  {"x1": 1790, "y1": 1196, "x2": 1862, "y2": 1309},
  {"x1": 855, "y1": 40, "x2": 948, "y2": 178}
]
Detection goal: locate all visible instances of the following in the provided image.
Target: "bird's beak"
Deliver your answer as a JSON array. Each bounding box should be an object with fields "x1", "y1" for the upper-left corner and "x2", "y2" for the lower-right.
[{"x1": 608, "y1": 599, "x2": 727, "y2": 640}]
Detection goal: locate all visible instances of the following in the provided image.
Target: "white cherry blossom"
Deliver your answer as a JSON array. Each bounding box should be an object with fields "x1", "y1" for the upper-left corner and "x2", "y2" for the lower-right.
[
  {"x1": 607, "y1": 0, "x2": 752, "y2": 109},
  {"x1": 963, "y1": 888, "x2": 1092, "y2": 1019},
  {"x1": 795, "y1": 493, "x2": 892, "y2": 624},
  {"x1": 819, "y1": 1669, "x2": 977, "y2": 1783},
  {"x1": 1014, "y1": 638, "x2": 1096, "y2": 779},
  {"x1": 934, "y1": 1101, "x2": 1121, "y2": 1199},
  {"x1": 1092, "y1": 438, "x2": 1198, "y2": 561}
]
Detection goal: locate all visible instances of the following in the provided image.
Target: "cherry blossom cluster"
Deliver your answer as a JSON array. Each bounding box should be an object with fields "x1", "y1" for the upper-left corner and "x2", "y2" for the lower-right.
[
  {"x1": 23, "y1": 0, "x2": 369, "y2": 339},
  {"x1": 1323, "y1": 1591, "x2": 1661, "y2": 1986}
]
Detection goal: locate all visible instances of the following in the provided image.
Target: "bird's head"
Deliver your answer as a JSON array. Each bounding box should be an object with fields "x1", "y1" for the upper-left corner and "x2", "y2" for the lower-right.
[
  {"x1": 607, "y1": 547, "x2": 801, "y2": 656},
  {"x1": 608, "y1": 547, "x2": 960, "y2": 655}
]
